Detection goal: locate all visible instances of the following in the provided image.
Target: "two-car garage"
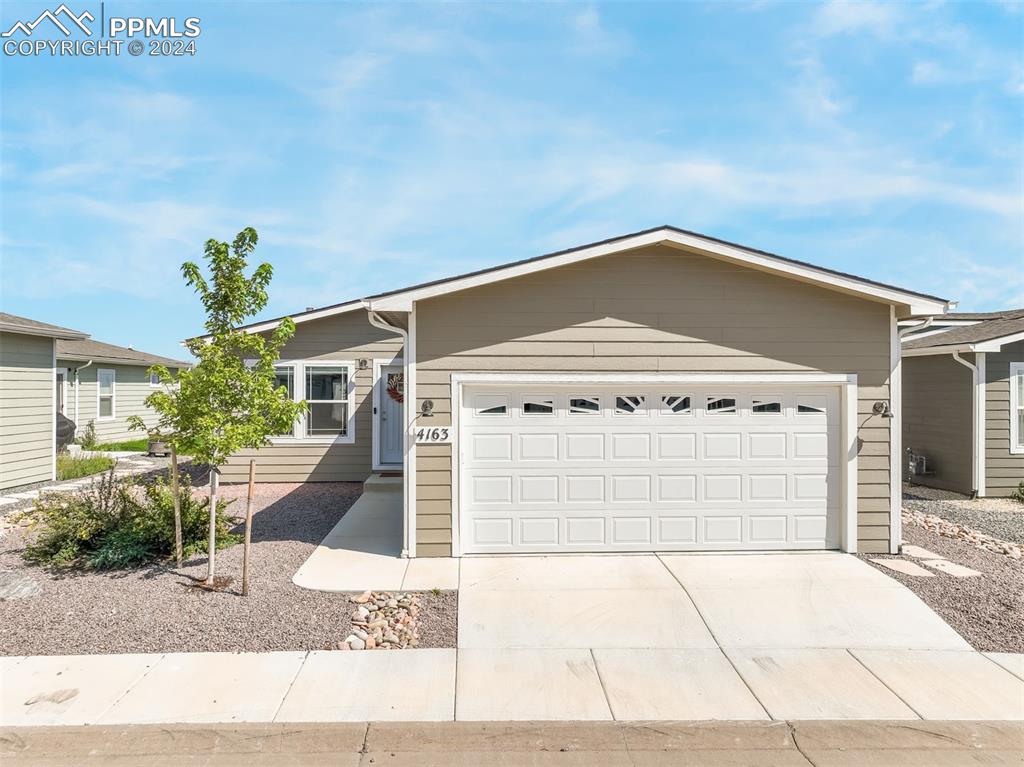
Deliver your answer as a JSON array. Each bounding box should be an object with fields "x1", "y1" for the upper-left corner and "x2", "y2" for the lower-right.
[{"x1": 457, "y1": 381, "x2": 846, "y2": 554}]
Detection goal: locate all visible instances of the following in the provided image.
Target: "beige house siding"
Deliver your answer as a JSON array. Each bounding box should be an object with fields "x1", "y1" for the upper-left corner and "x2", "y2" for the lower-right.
[
  {"x1": 221, "y1": 311, "x2": 403, "y2": 483},
  {"x1": 901, "y1": 354, "x2": 974, "y2": 494},
  {"x1": 985, "y1": 340, "x2": 1024, "y2": 496},
  {"x1": 0, "y1": 331, "x2": 54, "y2": 490},
  {"x1": 414, "y1": 244, "x2": 894, "y2": 557},
  {"x1": 64, "y1": 361, "x2": 181, "y2": 444}
]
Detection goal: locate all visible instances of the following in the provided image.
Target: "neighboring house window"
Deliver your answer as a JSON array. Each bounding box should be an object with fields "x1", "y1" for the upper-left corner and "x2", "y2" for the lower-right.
[
  {"x1": 1011, "y1": 363, "x2": 1024, "y2": 455},
  {"x1": 97, "y1": 369, "x2": 115, "y2": 420},
  {"x1": 149, "y1": 372, "x2": 161, "y2": 387},
  {"x1": 271, "y1": 360, "x2": 355, "y2": 443}
]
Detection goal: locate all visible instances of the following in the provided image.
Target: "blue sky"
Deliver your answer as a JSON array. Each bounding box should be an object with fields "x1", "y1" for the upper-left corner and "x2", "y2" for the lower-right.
[{"x1": 1, "y1": 1, "x2": 1022, "y2": 360}]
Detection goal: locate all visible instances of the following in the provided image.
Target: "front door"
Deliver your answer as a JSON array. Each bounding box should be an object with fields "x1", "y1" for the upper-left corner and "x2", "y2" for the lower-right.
[{"x1": 379, "y1": 365, "x2": 404, "y2": 466}]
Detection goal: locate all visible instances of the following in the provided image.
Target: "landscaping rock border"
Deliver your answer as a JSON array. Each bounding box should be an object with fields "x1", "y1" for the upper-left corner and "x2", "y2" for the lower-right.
[
  {"x1": 342, "y1": 591, "x2": 420, "y2": 650},
  {"x1": 902, "y1": 508, "x2": 1022, "y2": 559}
]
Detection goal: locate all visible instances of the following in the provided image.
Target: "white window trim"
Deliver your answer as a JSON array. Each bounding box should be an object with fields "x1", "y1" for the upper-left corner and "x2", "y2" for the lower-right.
[
  {"x1": 269, "y1": 359, "x2": 356, "y2": 445},
  {"x1": 1011, "y1": 362, "x2": 1024, "y2": 455},
  {"x1": 55, "y1": 367, "x2": 69, "y2": 416},
  {"x1": 96, "y1": 368, "x2": 116, "y2": 421}
]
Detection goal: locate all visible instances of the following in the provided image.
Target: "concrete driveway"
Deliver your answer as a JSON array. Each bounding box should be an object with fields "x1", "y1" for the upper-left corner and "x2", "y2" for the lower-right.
[{"x1": 455, "y1": 552, "x2": 1024, "y2": 721}]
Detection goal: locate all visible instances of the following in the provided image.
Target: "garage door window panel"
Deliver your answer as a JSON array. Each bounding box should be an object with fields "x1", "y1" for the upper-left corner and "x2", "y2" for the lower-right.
[
  {"x1": 752, "y1": 397, "x2": 782, "y2": 414},
  {"x1": 662, "y1": 395, "x2": 693, "y2": 415},
  {"x1": 522, "y1": 396, "x2": 554, "y2": 416},
  {"x1": 706, "y1": 396, "x2": 737, "y2": 415},
  {"x1": 569, "y1": 396, "x2": 601, "y2": 414},
  {"x1": 614, "y1": 395, "x2": 646, "y2": 415}
]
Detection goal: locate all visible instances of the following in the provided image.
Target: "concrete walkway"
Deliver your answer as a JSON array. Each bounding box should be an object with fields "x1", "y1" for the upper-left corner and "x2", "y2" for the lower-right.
[
  {"x1": 292, "y1": 475, "x2": 459, "y2": 592},
  {"x1": 4, "y1": 720, "x2": 1022, "y2": 766},
  {"x1": 0, "y1": 453, "x2": 158, "y2": 512}
]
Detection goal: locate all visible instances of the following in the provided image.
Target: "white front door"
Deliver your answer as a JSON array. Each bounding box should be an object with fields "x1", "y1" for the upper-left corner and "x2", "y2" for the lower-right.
[
  {"x1": 379, "y1": 365, "x2": 404, "y2": 466},
  {"x1": 459, "y1": 384, "x2": 841, "y2": 554}
]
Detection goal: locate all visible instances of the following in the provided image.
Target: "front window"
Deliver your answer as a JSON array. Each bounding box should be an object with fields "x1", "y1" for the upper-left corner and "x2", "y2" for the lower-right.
[
  {"x1": 305, "y1": 365, "x2": 349, "y2": 438},
  {"x1": 271, "y1": 361, "x2": 354, "y2": 442},
  {"x1": 1012, "y1": 363, "x2": 1024, "y2": 454},
  {"x1": 97, "y1": 369, "x2": 115, "y2": 419}
]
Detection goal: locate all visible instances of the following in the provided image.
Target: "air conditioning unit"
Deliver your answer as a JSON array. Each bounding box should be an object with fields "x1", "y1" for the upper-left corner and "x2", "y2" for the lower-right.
[{"x1": 906, "y1": 447, "x2": 933, "y2": 477}]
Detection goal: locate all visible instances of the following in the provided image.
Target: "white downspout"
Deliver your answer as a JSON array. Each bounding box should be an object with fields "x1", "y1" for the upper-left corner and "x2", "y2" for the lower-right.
[
  {"x1": 367, "y1": 310, "x2": 413, "y2": 558},
  {"x1": 952, "y1": 350, "x2": 984, "y2": 498}
]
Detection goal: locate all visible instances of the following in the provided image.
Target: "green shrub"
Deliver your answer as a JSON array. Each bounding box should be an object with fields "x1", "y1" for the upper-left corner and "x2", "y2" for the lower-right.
[
  {"x1": 75, "y1": 420, "x2": 97, "y2": 449},
  {"x1": 23, "y1": 469, "x2": 239, "y2": 570},
  {"x1": 56, "y1": 453, "x2": 115, "y2": 480},
  {"x1": 1012, "y1": 482, "x2": 1024, "y2": 504},
  {"x1": 93, "y1": 438, "x2": 149, "y2": 452}
]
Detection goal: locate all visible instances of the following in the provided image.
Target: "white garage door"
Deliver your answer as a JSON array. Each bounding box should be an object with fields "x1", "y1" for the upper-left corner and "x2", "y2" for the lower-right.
[{"x1": 459, "y1": 385, "x2": 841, "y2": 553}]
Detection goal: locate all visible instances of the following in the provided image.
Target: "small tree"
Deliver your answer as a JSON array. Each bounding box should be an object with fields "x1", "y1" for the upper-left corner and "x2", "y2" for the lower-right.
[{"x1": 142, "y1": 227, "x2": 305, "y2": 587}]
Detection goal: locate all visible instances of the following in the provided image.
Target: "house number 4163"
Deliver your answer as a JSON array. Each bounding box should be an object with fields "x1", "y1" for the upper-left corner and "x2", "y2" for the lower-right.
[{"x1": 414, "y1": 427, "x2": 451, "y2": 444}]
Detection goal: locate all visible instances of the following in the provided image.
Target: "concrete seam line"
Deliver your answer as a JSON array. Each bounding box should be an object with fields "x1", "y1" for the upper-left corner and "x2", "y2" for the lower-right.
[
  {"x1": 978, "y1": 652, "x2": 1024, "y2": 683},
  {"x1": 844, "y1": 649, "x2": 925, "y2": 720},
  {"x1": 270, "y1": 651, "x2": 309, "y2": 722},
  {"x1": 452, "y1": 646, "x2": 459, "y2": 721},
  {"x1": 588, "y1": 648, "x2": 617, "y2": 721},
  {"x1": 653, "y1": 553, "x2": 773, "y2": 720},
  {"x1": 93, "y1": 652, "x2": 167, "y2": 725},
  {"x1": 360, "y1": 722, "x2": 370, "y2": 754}
]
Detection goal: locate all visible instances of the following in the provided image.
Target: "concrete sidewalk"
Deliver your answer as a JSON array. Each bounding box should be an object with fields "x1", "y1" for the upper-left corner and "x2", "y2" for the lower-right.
[
  {"x1": 3, "y1": 647, "x2": 1022, "y2": 727},
  {"x1": 3, "y1": 720, "x2": 1022, "y2": 766}
]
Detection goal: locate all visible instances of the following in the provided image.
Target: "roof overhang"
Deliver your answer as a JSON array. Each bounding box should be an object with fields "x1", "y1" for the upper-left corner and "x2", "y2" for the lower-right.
[
  {"x1": 902, "y1": 329, "x2": 1024, "y2": 356},
  {"x1": 190, "y1": 299, "x2": 365, "y2": 341},
  {"x1": 57, "y1": 353, "x2": 188, "y2": 367},
  {"x1": 0, "y1": 322, "x2": 88, "y2": 340},
  {"x1": 365, "y1": 228, "x2": 951, "y2": 316}
]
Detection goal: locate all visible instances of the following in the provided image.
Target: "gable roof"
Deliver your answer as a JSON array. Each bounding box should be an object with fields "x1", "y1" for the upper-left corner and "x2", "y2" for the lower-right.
[
  {"x1": 0, "y1": 312, "x2": 88, "y2": 340},
  {"x1": 365, "y1": 226, "x2": 949, "y2": 314},
  {"x1": 57, "y1": 338, "x2": 190, "y2": 368},
  {"x1": 903, "y1": 308, "x2": 1024, "y2": 354},
  {"x1": 204, "y1": 225, "x2": 952, "y2": 340}
]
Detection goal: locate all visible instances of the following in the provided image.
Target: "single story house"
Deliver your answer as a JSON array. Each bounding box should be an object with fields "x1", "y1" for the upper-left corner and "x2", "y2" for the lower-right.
[
  {"x1": 0, "y1": 312, "x2": 89, "y2": 490},
  {"x1": 56, "y1": 338, "x2": 190, "y2": 443},
  {"x1": 215, "y1": 226, "x2": 953, "y2": 557},
  {"x1": 902, "y1": 309, "x2": 1024, "y2": 497}
]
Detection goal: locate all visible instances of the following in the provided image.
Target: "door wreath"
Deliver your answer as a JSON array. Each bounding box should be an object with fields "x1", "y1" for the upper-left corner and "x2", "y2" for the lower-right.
[{"x1": 386, "y1": 372, "x2": 404, "y2": 403}]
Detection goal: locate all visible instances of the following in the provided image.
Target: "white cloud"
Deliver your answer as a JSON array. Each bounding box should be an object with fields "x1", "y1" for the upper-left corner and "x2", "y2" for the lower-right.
[{"x1": 813, "y1": 0, "x2": 900, "y2": 37}]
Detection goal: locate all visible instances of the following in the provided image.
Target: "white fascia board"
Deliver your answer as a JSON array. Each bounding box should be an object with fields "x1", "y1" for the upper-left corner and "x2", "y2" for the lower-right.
[
  {"x1": 192, "y1": 300, "x2": 367, "y2": 340},
  {"x1": 367, "y1": 228, "x2": 950, "y2": 314}
]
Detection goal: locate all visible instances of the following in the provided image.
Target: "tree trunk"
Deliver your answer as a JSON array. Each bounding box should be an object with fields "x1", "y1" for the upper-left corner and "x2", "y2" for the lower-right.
[
  {"x1": 241, "y1": 459, "x2": 256, "y2": 596},
  {"x1": 205, "y1": 468, "x2": 219, "y2": 584},
  {"x1": 170, "y1": 444, "x2": 183, "y2": 568}
]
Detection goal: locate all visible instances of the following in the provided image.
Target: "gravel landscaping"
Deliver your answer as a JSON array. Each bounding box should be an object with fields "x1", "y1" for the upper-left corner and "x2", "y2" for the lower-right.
[
  {"x1": 0, "y1": 481, "x2": 457, "y2": 655},
  {"x1": 863, "y1": 511, "x2": 1024, "y2": 653},
  {"x1": 903, "y1": 483, "x2": 1024, "y2": 544}
]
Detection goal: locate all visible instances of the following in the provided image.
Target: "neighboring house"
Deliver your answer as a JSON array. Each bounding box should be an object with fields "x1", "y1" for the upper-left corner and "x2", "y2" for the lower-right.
[
  {"x1": 0, "y1": 313, "x2": 88, "y2": 491},
  {"x1": 209, "y1": 226, "x2": 953, "y2": 558},
  {"x1": 902, "y1": 309, "x2": 1024, "y2": 498},
  {"x1": 55, "y1": 338, "x2": 190, "y2": 443}
]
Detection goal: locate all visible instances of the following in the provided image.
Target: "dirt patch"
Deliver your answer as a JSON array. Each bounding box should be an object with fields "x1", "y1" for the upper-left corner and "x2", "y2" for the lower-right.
[
  {"x1": 863, "y1": 523, "x2": 1024, "y2": 653},
  {"x1": 0, "y1": 482, "x2": 457, "y2": 655}
]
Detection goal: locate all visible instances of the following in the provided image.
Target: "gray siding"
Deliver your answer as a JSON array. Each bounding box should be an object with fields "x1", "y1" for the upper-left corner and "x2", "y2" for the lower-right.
[
  {"x1": 0, "y1": 332, "x2": 54, "y2": 490},
  {"x1": 415, "y1": 244, "x2": 894, "y2": 557},
  {"x1": 902, "y1": 354, "x2": 974, "y2": 495},
  {"x1": 220, "y1": 310, "x2": 403, "y2": 483},
  {"x1": 985, "y1": 340, "x2": 1024, "y2": 497},
  {"x1": 63, "y1": 361, "x2": 181, "y2": 444}
]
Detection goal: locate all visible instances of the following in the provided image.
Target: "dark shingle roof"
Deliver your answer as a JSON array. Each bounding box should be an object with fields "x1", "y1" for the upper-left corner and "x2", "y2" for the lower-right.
[
  {"x1": 56, "y1": 338, "x2": 190, "y2": 368},
  {"x1": 943, "y1": 309, "x2": 1024, "y2": 321},
  {"x1": 904, "y1": 309, "x2": 1024, "y2": 350},
  {"x1": 0, "y1": 312, "x2": 88, "y2": 339}
]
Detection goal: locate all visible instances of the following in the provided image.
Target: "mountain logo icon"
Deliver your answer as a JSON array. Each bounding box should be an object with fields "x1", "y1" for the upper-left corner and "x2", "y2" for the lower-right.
[{"x1": 2, "y1": 4, "x2": 94, "y2": 37}]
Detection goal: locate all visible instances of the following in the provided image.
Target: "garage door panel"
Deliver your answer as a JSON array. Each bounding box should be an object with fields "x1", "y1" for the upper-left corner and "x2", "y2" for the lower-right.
[{"x1": 461, "y1": 386, "x2": 842, "y2": 553}]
